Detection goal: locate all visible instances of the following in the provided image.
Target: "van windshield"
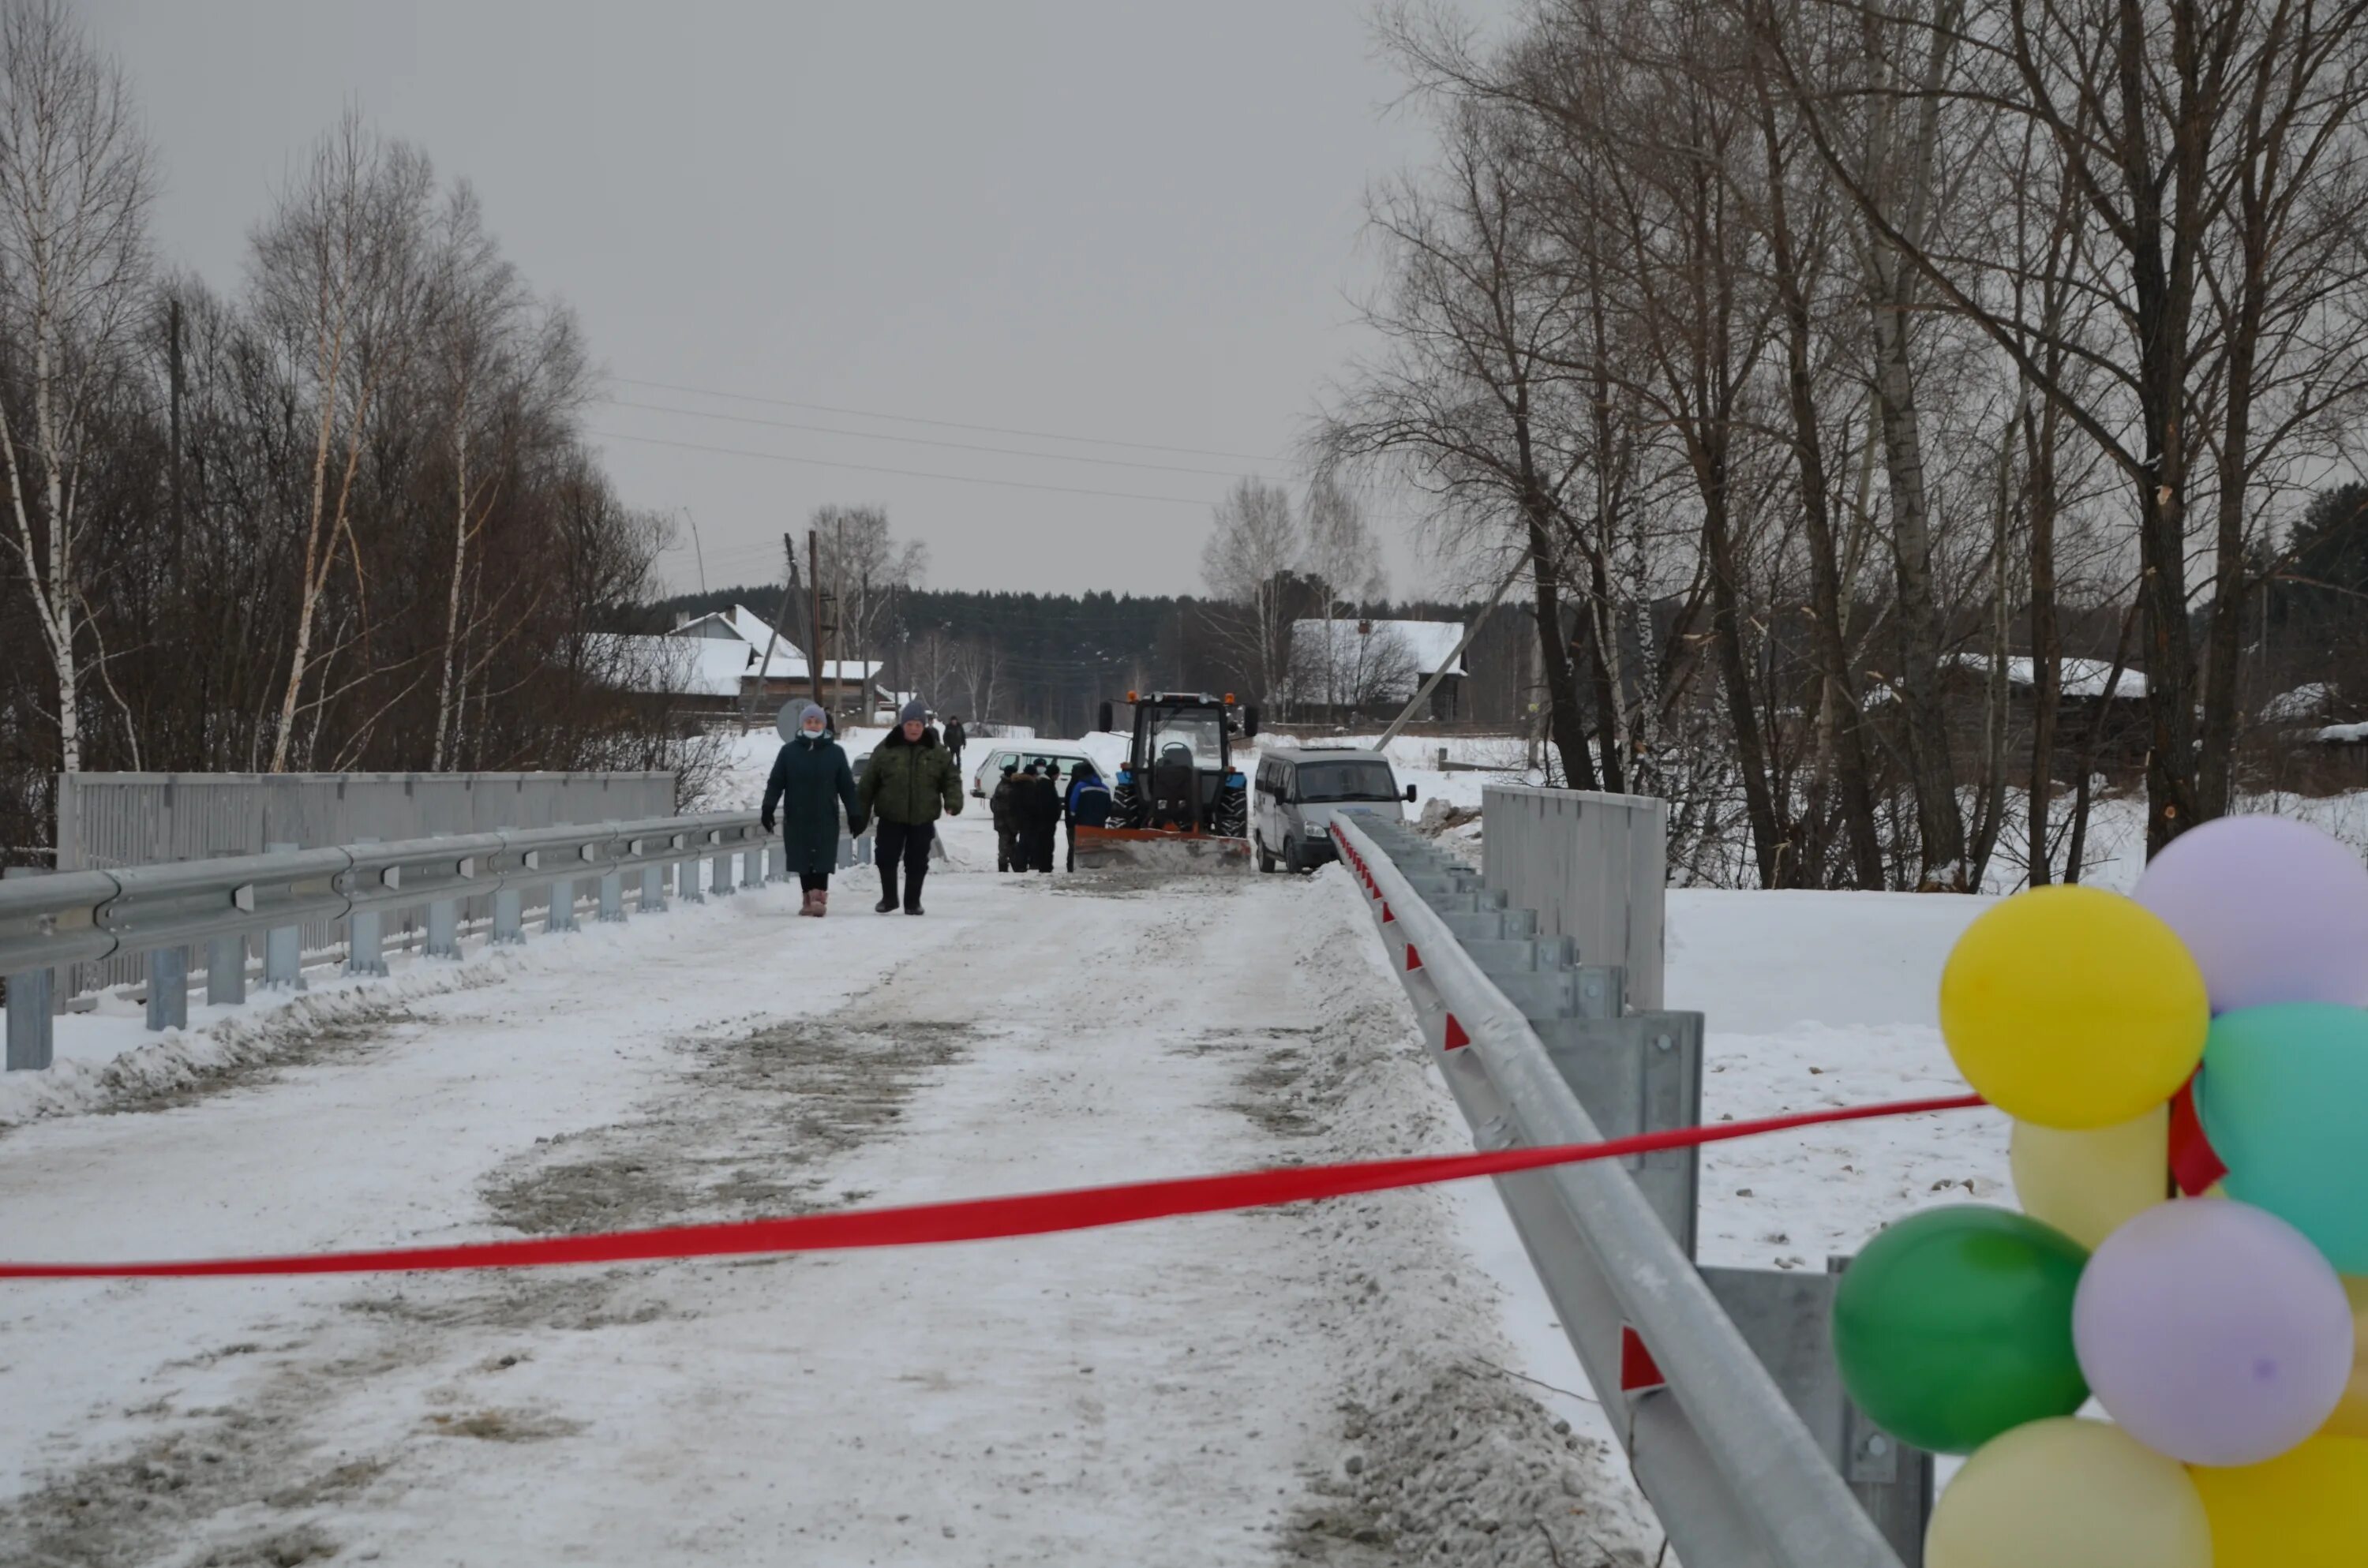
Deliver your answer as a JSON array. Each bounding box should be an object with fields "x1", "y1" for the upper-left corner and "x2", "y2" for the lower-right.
[{"x1": 1295, "y1": 761, "x2": 1399, "y2": 803}]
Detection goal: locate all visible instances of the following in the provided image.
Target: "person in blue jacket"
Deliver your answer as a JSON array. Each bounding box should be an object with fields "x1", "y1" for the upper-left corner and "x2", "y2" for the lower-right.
[
  {"x1": 761, "y1": 702, "x2": 865, "y2": 916},
  {"x1": 1063, "y1": 762, "x2": 1110, "y2": 871}
]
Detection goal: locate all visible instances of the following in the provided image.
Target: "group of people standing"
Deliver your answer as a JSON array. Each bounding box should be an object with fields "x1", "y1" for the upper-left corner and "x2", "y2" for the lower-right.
[
  {"x1": 990, "y1": 758, "x2": 1110, "y2": 874},
  {"x1": 760, "y1": 698, "x2": 961, "y2": 918}
]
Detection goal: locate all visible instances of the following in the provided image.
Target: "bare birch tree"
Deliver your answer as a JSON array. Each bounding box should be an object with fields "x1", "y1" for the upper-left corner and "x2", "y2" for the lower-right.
[
  {"x1": 0, "y1": 0, "x2": 152, "y2": 774},
  {"x1": 1199, "y1": 476, "x2": 1302, "y2": 709},
  {"x1": 249, "y1": 110, "x2": 436, "y2": 773}
]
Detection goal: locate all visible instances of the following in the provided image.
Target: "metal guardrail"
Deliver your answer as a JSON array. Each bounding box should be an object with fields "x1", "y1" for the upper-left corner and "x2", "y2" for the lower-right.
[
  {"x1": 52, "y1": 771, "x2": 684, "y2": 991},
  {"x1": 1332, "y1": 811, "x2": 1924, "y2": 1568},
  {"x1": 1480, "y1": 784, "x2": 1668, "y2": 1010},
  {"x1": 2, "y1": 812, "x2": 795, "y2": 1072}
]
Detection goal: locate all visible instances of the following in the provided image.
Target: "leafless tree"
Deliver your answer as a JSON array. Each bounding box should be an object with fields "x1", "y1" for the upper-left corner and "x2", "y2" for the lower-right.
[
  {"x1": 0, "y1": 0, "x2": 153, "y2": 774},
  {"x1": 812, "y1": 503, "x2": 926, "y2": 675},
  {"x1": 1199, "y1": 476, "x2": 1303, "y2": 710},
  {"x1": 424, "y1": 182, "x2": 586, "y2": 769},
  {"x1": 1753, "y1": 0, "x2": 2368, "y2": 855},
  {"x1": 249, "y1": 110, "x2": 437, "y2": 772}
]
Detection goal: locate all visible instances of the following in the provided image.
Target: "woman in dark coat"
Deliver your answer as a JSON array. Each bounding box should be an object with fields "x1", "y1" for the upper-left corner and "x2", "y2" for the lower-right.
[{"x1": 762, "y1": 702, "x2": 865, "y2": 916}]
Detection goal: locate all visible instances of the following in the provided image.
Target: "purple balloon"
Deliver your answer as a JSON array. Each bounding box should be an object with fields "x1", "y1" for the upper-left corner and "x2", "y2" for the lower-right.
[
  {"x1": 2134, "y1": 814, "x2": 2368, "y2": 1012},
  {"x1": 2073, "y1": 1199, "x2": 2352, "y2": 1467}
]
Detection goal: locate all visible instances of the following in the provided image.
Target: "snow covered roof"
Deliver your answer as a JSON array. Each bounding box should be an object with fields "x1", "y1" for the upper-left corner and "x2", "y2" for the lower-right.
[
  {"x1": 1950, "y1": 653, "x2": 2147, "y2": 700},
  {"x1": 2264, "y1": 683, "x2": 2335, "y2": 723},
  {"x1": 1290, "y1": 620, "x2": 1467, "y2": 676},
  {"x1": 589, "y1": 634, "x2": 754, "y2": 697},
  {"x1": 674, "y1": 604, "x2": 792, "y2": 656}
]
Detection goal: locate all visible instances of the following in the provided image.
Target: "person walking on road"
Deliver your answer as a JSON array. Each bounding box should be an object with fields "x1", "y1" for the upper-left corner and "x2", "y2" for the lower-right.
[
  {"x1": 990, "y1": 760, "x2": 1024, "y2": 873},
  {"x1": 1017, "y1": 761, "x2": 1064, "y2": 874},
  {"x1": 944, "y1": 715, "x2": 967, "y2": 773},
  {"x1": 761, "y1": 701, "x2": 865, "y2": 916},
  {"x1": 858, "y1": 699, "x2": 963, "y2": 915},
  {"x1": 1062, "y1": 762, "x2": 1109, "y2": 872}
]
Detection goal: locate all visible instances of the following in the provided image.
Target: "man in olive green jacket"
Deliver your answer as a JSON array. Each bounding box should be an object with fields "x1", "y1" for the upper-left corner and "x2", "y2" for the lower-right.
[{"x1": 858, "y1": 700, "x2": 964, "y2": 915}]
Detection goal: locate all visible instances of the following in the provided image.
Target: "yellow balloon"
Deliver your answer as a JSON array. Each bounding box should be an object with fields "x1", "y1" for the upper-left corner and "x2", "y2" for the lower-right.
[
  {"x1": 2192, "y1": 1433, "x2": 2368, "y2": 1567},
  {"x1": 2321, "y1": 1279, "x2": 2368, "y2": 1439},
  {"x1": 1939, "y1": 885, "x2": 2207, "y2": 1129},
  {"x1": 2010, "y1": 1106, "x2": 2171, "y2": 1248},
  {"x1": 1928, "y1": 1417, "x2": 2210, "y2": 1568}
]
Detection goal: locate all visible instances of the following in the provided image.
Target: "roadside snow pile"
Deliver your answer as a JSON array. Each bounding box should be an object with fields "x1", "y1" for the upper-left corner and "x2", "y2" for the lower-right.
[
  {"x1": 0, "y1": 955, "x2": 502, "y2": 1131},
  {"x1": 1280, "y1": 885, "x2": 1660, "y2": 1565}
]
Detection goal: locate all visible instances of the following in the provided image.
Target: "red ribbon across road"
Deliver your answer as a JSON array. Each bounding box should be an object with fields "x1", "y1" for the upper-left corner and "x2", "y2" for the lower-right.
[{"x1": 0, "y1": 1093, "x2": 1987, "y2": 1280}]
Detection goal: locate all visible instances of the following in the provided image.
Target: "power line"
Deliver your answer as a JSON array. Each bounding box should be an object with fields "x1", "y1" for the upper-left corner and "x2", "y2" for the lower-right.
[
  {"x1": 588, "y1": 429, "x2": 1223, "y2": 508},
  {"x1": 612, "y1": 375, "x2": 1281, "y2": 463},
  {"x1": 597, "y1": 395, "x2": 1272, "y2": 481}
]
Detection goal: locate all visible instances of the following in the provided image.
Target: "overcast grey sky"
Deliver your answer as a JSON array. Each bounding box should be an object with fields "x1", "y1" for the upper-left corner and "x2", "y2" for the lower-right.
[{"x1": 86, "y1": 1, "x2": 1498, "y2": 601}]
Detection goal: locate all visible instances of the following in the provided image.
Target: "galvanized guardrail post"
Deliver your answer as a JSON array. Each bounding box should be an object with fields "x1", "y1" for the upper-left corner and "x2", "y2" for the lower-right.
[
  {"x1": 2, "y1": 867, "x2": 56, "y2": 1070},
  {"x1": 711, "y1": 836, "x2": 734, "y2": 896},
  {"x1": 678, "y1": 840, "x2": 706, "y2": 904},
  {"x1": 548, "y1": 823, "x2": 579, "y2": 933},
  {"x1": 345, "y1": 839, "x2": 388, "y2": 977},
  {"x1": 208, "y1": 926, "x2": 247, "y2": 1005},
  {"x1": 146, "y1": 945, "x2": 189, "y2": 1031},
  {"x1": 1332, "y1": 814, "x2": 1913, "y2": 1568},
  {"x1": 262, "y1": 841, "x2": 313, "y2": 989},
  {"x1": 492, "y1": 827, "x2": 526, "y2": 944}
]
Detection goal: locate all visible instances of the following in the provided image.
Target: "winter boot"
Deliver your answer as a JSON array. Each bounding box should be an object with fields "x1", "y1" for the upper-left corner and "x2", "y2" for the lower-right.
[
  {"x1": 903, "y1": 868, "x2": 927, "y2": 917},
  {"x1": 798, "y1": 889, "x2": 820, "y2": 917},
  {"x1": 812, "y1": 888, "x2": 829, "y2": 918},
  {"x1": 877, "y1": 866, "x2": 899, "y2": 914}
]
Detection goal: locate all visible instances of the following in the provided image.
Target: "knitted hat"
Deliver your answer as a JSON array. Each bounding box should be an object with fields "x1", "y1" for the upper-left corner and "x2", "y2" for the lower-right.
[{"x1": 899, "y1": 699, "x2": 927, "y2": 724}]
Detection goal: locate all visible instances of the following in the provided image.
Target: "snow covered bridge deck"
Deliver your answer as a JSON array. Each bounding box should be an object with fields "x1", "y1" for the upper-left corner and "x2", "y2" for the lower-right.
[{"x1": 0, "y1": 816, "x2": 1667, "y2": 1566}]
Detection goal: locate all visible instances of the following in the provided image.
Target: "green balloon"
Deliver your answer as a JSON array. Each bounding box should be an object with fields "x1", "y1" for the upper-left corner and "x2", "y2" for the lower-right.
[{"x1": 1832, "y1": 1205, "x2": 2090, "y2": 1454}]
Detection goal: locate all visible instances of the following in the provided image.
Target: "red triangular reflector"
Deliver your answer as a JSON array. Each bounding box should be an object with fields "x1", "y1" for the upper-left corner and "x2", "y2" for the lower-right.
[
  {"x1": 1620, "y1": 1324, "x2": 1665, "y2": 1393},
  {"x1": 2168, "y1": 1074, "x2": 2227, "y2": 1196},
  {"x1": 1404, "y1": 943, "x2": 1422, "y2": 971},
  {"x1": 1444, "y1": 1014, "x2": 1470, "y2": 1050}
]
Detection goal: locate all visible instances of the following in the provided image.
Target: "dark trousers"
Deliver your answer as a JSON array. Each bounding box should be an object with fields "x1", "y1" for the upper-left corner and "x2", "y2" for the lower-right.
[
  {"x1": 1064, "y1": 821, "x2": 1076, "y2": 872},
  {"x1": 997, "y1": 829, "x2": 1020, "y2": 872},
  {"x1": 876, "y1": 820, "x2": 935, "y2": 907},
  {"x1": 1021, "y1": 825, "x2": 1056, "y2": 873},
  {"x1": 799, "y1": 871, "x2": 830, "y2": 893}
]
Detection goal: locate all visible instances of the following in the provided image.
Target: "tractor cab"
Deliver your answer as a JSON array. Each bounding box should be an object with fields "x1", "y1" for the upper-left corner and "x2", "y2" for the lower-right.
[{"x1": 1074, "y1": 691, "x2": 1259, "y2": 871}]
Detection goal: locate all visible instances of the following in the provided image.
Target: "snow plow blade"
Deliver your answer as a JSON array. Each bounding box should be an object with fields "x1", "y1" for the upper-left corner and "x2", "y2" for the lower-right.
[{"x1": 1070, "y1": 826, "x2": 1253, "y2": 874}]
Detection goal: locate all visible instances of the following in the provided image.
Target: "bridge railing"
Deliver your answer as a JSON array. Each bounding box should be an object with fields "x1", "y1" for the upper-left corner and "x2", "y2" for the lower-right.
[
  {"x1": 1332, "y1": 806, "x2": 1928, "y2": 1568},
  {"x1": 2, "y1": 812, "x2": 794, "y2": 1072}
]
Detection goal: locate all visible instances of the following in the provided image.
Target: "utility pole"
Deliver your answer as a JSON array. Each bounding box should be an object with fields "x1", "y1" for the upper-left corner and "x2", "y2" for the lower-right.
[
  {"x1": 167, "y1": 295, "x2": 184, "y2": 570},
  {"x1": 807, "y1": 529, "x2": 826, "y2": 711},
  {"x1": 744, "y1": 533, "x2": 800, "y2": 728}
]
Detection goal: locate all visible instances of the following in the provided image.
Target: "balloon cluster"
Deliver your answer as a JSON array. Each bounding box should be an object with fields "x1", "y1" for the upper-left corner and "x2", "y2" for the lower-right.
[{"x1": 1830, "y1": 816, "x2": 2368, "y2": 1568}]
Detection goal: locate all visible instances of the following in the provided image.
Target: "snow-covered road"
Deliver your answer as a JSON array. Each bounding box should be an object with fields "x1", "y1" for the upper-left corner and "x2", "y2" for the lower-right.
[{"x1": 0, "y1": 817, "x2": 1651, "y2": 1567}]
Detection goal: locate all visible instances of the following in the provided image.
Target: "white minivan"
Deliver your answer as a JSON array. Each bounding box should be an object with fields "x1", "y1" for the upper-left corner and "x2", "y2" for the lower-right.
[
  {"x1": 969, "y1": 743, "x2": 1103, "y2": 799},
  {"x1": 1252, "y1": 747, "x2": 1417, "y2": 874}
]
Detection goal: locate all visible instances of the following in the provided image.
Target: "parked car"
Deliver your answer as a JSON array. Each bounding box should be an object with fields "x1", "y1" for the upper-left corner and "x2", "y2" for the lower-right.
[
  {"x1": 1251, "y1": 747, "x2": 1417, "y2": 874},
  {"x1": 969, "y1": 743, "x2": 1103, "y2": 799}
]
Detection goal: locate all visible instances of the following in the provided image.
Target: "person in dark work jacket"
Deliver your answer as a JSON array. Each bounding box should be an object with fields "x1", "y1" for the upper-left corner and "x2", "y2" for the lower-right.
[
  {"x1": 989, "y1": 761, "x2": 1025, "y2": 873},
  {"x1": 1015, "y1": 762, "x2": 1065, "y2": 874},
  {"x1": 857, "y1": 699, "x2": 963, "y2": 915},
  {"x1": 1063, "y1": 763, "x2": 1110, "y2": 871},
  {"x1": 761, "y1": 701, "x2": 866, "y2": 916}
]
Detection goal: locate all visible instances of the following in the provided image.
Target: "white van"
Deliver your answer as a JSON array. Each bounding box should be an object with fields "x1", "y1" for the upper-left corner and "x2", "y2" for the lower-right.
[
  {"x1": 1252, "y1": 747, "x2": 1416, "y2": 874},
  {"x1": 969, "y1": 743, "x2": 1103, "y2": 799}
]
